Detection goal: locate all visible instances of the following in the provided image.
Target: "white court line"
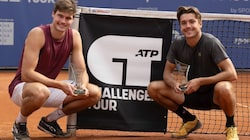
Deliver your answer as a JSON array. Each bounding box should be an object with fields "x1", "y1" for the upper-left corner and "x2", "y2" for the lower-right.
[{"x1": 237, "y1": 103, "x2": 250, "y2": 108}]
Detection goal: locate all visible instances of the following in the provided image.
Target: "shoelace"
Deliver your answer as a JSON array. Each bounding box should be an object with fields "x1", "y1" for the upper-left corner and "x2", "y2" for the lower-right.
[
  {"x1": 50, "y1": 121, "x2": 63, "y2": 135},
  {"x1": 18, "y1": 123, "x2": 28, "y2": 135},
  {"x1": 51, "y1": 121, "x2": 62, "y2": 130},
  {"x1": 227, "y1": 127, "x2": 236, "y2": 138}
]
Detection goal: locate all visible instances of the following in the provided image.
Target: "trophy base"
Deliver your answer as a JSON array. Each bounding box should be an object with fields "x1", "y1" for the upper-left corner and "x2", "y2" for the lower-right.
[
  {"x1": 179, "y1": 84, "x2": 187, "y2": 92},
  {"x1": 74, "y1": 89, "x2": 86, "y2": 95}
]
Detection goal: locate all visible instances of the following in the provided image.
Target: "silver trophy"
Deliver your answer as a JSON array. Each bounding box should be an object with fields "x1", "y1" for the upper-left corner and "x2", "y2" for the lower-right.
[
  {"x1": 70, "y1": 64, "x2": 85, "y2": 95},
  {"x1": 174, "y1": 59, "x2": 190, "y2": 92}
]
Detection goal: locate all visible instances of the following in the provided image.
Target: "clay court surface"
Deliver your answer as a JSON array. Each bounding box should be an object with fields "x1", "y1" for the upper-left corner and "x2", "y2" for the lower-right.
[{"x1": 0, "y1": 70, "x2": 249, "y2": 140}]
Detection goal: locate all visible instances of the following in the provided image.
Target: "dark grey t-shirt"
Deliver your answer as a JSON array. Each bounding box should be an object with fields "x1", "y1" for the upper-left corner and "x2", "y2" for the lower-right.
[{"x1": 167, "y1": 32, "x2": 228, "y2": 81}]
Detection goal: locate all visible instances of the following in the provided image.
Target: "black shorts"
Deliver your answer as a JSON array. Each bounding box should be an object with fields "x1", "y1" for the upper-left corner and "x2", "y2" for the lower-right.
[{"x1": 182, "y1": 85, "x2": 220, "y2": 110}]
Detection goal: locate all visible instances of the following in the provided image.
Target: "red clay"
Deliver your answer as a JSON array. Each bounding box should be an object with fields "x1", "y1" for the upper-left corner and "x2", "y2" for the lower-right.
[{"x1": 0, "y1": 70, "x2": 249, "y2": 140}]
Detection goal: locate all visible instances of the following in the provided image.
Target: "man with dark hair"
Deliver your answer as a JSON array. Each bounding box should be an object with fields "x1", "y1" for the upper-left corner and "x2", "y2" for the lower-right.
[
  {"x1": 147, "y1": 6, "x2": 239, "y2": 140},
  {"x1": 9, "y1": 0, "x2": 101, "y2": 139}
]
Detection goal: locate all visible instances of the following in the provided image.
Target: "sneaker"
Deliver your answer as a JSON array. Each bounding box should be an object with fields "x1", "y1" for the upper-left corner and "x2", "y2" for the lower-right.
[
  {"x1": 171, "y1": 117, "x2": 202, "y2": 138},
  {"x1": 37, "y1": 117, "x2": 65, "y2": 137},
  {"x1": 226, "y1": 126, "x2": 239, "y2": 140},
  {"x1": 12, "y1": 122, "x2": 30, "y2": 140}
]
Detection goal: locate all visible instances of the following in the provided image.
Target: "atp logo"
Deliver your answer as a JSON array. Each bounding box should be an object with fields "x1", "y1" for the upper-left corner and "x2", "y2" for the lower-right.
[{"x1": 87, "y1": 35, "x2": 162, "y2": 87}]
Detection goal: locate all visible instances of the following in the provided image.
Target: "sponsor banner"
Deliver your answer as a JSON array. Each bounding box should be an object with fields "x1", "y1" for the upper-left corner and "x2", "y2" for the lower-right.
[
  {"x1": 78, "y1": 0, "x2": 250, "y2": 15},
  {"x1": 77, "y1": 13, "x2": 172, "y2": 132},
  {"x1": 0, "y1": 0, "x2": 54, "y2": 68}
]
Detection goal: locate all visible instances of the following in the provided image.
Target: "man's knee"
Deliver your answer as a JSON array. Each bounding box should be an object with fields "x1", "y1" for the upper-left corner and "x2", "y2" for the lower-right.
[
  {"x1": 214, "y1": 81, "x2": 236, "y2": 104},
  {"x1": 215, "y1": 81, "x2": 234, "y2": 95},
  {"x1": 89, "y1": 85, "x2": 102, "y2": 104},
  {"x1": 21, "y1": 86, "x2": 50, "y2": 110},
  {"x1": 147, "y1": 81, "x2": 159, "y2": 97},
  {"x1": 24, "y1": 85, "x2": 50, "y2": 101}
]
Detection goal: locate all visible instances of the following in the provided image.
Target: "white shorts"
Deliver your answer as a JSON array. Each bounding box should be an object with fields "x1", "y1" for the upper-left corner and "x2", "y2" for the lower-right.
[{"x1": 11, "y1": 80, "x2": 74, "y2": 108}]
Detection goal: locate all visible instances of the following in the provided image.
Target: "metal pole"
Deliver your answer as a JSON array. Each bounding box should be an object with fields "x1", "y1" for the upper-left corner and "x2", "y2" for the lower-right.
[{"x1": 66, "y1": 6, "x2": 81, "y2": 136}]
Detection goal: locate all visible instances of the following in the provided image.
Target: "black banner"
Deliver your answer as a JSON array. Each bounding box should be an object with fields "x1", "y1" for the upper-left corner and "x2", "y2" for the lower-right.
[{"x1": 77, "y1": 12, "x2": 172, "y2": 132}]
